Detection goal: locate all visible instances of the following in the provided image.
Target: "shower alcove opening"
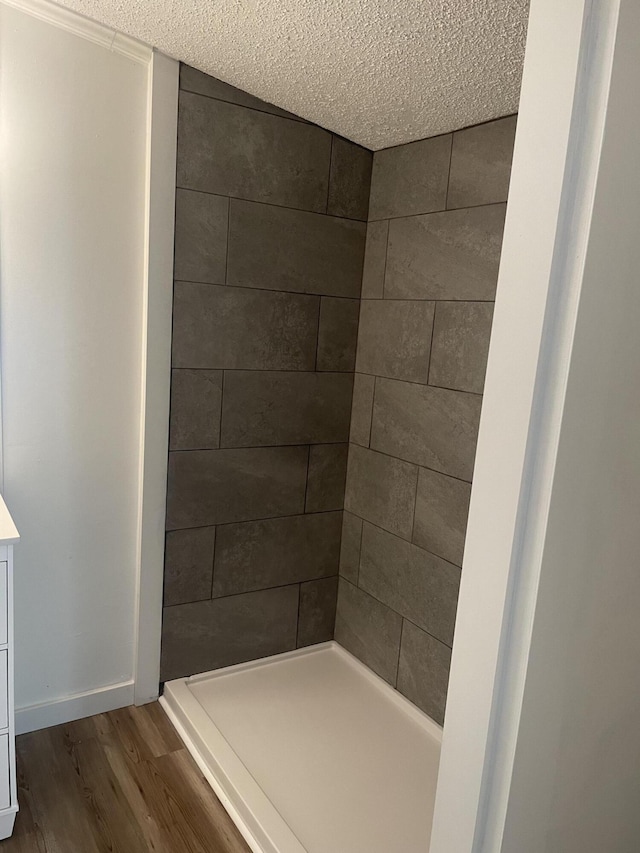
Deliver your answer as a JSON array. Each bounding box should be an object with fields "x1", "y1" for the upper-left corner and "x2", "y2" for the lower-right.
[{"x1": 159, "y1": 58, "x2": 515, "y2": 853}]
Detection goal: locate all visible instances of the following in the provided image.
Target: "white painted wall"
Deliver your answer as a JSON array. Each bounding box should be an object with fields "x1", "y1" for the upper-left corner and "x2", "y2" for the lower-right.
[{"x1": 0, "y1": 3, "x2": 155, "y2": 728}]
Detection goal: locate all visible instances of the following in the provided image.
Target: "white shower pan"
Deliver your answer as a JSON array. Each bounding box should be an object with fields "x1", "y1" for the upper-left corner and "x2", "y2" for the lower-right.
[{"x1": 160, "y1": 641, "x2": 442, "y2": 853}]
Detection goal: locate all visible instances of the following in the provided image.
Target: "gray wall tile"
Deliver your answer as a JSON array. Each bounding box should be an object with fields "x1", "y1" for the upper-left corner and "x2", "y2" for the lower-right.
[
  {"x1": 369, "y1": 134, "x2": 452, "y2": 220},
  {"x1": 305, "y1": 444, "x2": 349, "y2": 513},
  {"x1": 220, "y1": 371, "x2": 353, "y2": 447},
  {"x1": 429, "y1": 301, "x2": 494, "y2": 394},
  {"x1": 164, "y1": 527, "x2": 216, "y2": 607},
  {"x1": 349, "y1": 374, "x2": 375, "y2": 447},
  {"x1": 334, "y1": 579, "x2": 402, "y2": 684},
  {"x1": 359, "y1": 523, "x2": 460, "y2": 645},
  {"x1": 327, "y1": 137, "x2": 372, "y2": 220},
  {"x1": 169, "y1": 369, "x2": 222, "y2": 451},
  {"x1": 177, "y1": 91, "x2": 331, "y2": 211},
  {"x1": 227, "y1": 199, "x2": 366, "y2": 298},
  {"x1": 166, "y1": 446, "x2": 308, "y2": 529},
  {"x1": 212, "y1": 511, "x2": 341, "y2": 596},
  {"x1": 361, "y1": 220, "x2": 388, "y2": 299},
  {"x1": 172, "y1": 283, "x2": 319, "y2": 371},
  {"x1": 161, "y1": 585, "x2": 299, "y2": 681},
  {"x1": 317, "y1": 297, "x2": 360, "y2": 372},
  {"x1": 384, "y1": 205, "x2": 506, "y2": 301},
  {"x1": 397, "y1": 620, "x2": 452, "y2": 725},
  {"x1": 344, "y1": 444, "x2": 417, "y2": 540},
  {"x1": 356, "y1": 300, "x2": 435, "y2": 384},
  {"x1": 447, "y1": 116, "x2": 517, "y2": 209},
  {"x1": 371, "y1": 378, "x2": 482, "y2": 481},
  {"x1": 297, "y1": 577, "x2": 339, "y2": 647},
  {"x1": 413, "y1": 467, "x2": 471, "y2": 567},
  {"x1": 179, "y1": 64, "x2": 304, "y2": 122},
  {"x1": 174, "y1": 189, "x2": 228, "y2": 284},
  {"x1": 339, "y1": 511, "x2": 363, "y2": 584}
]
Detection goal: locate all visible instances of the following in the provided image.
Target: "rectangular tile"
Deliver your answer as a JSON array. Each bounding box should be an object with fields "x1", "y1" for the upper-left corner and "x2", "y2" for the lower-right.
[
  {"x1": 160, "y1": 585, "x2": 299, "y2": 681},
  {"x1": 316, "y1": 297, "x2": 360, "y2": 372},
  {"x1": 371, "y1": 378, "x2": 482, "y2": 481},
  {"x1": 174, "y1": 189, "x2": 228, "y2": 284},
  {"x1": 361, "y1": 220, "x2": 389, "y2": 298},
  {"x1": 447, "y1": 115, "x2": 517, "y2": 209},
  {"x1": 305, "y1": 444, "x2": 349, "y2": 513},
  {"x1": 356, "y1": 300, "x2": 434, "y2": 383},
  {"x1": 339, "y1": 510, "x2": 363, "y2": 584},
  {"x1": 327, "y1": 136, "x2": 372, "y2": 220},
  {"x1": 369, "y1": 134, "x2": 452, "y2": 220},
  {"x1": 344, "y1": 444, "x2": 417, "y2": 540},
  {"x1": 179, "y1": 64, "x2": 305, "y2": 122},
  {"x1": 384, "y1": 205, "x2": 506, "y2": 301},
  {"x1": 334, "y1": 579, "x2": 403, "y2": 685},
  {"x1": 212, "y1": 511, "x2": 341, "y2": 596},
  {"x1": 358, "y1": 523, "x2": 459, "y2": 645},
  {"x1": 297, "y1": 577, "x2": 339, "y2": 647},
  {"x1": 220, "y1": 371, "x2": 353, "y2": 447},
  {"x1": 169, "y1": 369, "x2": 222, "y2": 451},
  {"x1": 429, "y1": 301, "x2": 494, "y2": 394},
  {"x1": 172, "y1": 283, "x2": 319, "y2": 370},
  {"x1": 164, "y1": 527, "x2": 216, "y2": 607},
  {"x1": 166, "y1": 446, "x2": 308, "y2": 529},
  {"x1": 177, "y1": 91, "x2": 331, "y2": 212},
  {"x1": 227, "y1": 199, "x2": 366, "y2": 298},
  {"x1": 397, "y1": 620, "x2": 452, "y2": 725},
  {"x1": 413, "y1": 467, "x2": 471, "y2": 567},
  {"x1": 349, "y1": 374, "x2": 375, "y2": 447}
]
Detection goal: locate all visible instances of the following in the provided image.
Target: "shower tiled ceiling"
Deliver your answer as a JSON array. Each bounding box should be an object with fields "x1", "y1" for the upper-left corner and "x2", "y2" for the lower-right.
[{"x1": 54, "y1": 0, "x2": 529, "y2": 150}]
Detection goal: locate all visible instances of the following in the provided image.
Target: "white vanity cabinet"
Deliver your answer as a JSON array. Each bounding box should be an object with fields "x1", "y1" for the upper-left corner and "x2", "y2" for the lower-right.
[{"x1": 0, "y1": 497, "x2": 19, "y2": 839}]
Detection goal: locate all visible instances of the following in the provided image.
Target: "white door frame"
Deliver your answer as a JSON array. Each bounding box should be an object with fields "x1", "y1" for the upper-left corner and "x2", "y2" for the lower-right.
[{"x1": 430, "y1": 1, "x2": 621, "y2": 850}]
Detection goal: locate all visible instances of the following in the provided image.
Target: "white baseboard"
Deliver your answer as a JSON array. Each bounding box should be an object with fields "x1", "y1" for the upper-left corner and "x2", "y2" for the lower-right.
[{"x1": 15, "y1": 679, "x2": 135, "y2": 735}]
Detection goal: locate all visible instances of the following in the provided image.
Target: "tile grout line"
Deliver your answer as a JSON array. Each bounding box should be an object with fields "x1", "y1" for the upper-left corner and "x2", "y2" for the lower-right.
[
  {"x1": 302, "y1": 444, "x2": 312, "y2": 513},
  {"x1": 175, "y1": 278, "x2": 496, "y2": 307},
  {"x1": 444, "y1": 130, "x2": 455, "y2": 210},
  {"x1": 295, "y1": 582, "x2": 302, "y2": 648},
  {"x1": 395, "y1": 619, "x2": 405, "y2": 688},
  {"x1": 209, "y1": 524, "x2": 218, "y2": 600},
  {"x1": 175, "y1": 183, "x2": 369, "y2": 223},
  {"x1": 340, "y1": 576, "x2": 454, "y2": 652},
  {"x1": 313, "y1": 297, "x2": 322, "y2": 371},
  {"x1": 341, "y1": 504, "x2": 464, "y2": 571},
  {"x1": 371, "y1": 113, "x2": 517, "y2": 155},
  {"x1": 176, "y1": 179, "x2": 506, "y2": 223},
  {"x1": 366, "y1": 198, "x2": 508, "y2": 223},
  {"x1": 167, "y1": 574, "x2": 339, "y2": 609},
  {"x1": 167, "y1": 508, "x2": 343, "y2": 537},
  {"x1": 367, "y1": 376, "x2": 377, "y2": 449},
  {"x1": 355, "y1": 514, "x2": 364, "y2": 588},
  {"x1": 180, "y1": 84, "x2": 311, "y2": 127},
  {"x1": 381, "y1": 219, "x2": 391, "y2": 298},
  {"x1": 425, "y1": 302, "x2": 438, "y2": 386},
  {"x1": 325, "y1": 135, "x2": 334, "y2": 215}
]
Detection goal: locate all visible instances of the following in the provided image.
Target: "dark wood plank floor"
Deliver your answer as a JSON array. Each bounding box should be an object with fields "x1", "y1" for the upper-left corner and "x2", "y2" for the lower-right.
[{"x1": 3, "y1": 703, "x2": 250, "y2": 853}]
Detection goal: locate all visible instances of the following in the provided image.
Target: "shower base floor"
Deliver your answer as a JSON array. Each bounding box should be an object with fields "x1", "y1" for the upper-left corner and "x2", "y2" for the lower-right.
[{"x1": 161, "y1": 642, "x2": 442, "y2": 853}]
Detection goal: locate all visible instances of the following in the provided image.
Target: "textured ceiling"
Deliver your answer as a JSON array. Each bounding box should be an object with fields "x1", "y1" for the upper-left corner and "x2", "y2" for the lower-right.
[{"x1": 54, "y1": 0, "x2": 529, "y2": 150}]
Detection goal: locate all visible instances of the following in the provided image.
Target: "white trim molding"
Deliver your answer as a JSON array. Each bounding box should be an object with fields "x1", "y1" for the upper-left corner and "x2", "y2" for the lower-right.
[
  {"x1": 16, "y1": 680, "x2": 135, "y2": 735},
  {"x1": 0, "y1": 0, "x2": 152, "y2": 63},
  {"x1": 133, "y1": 50, "x2": 179, "y2": 706}
]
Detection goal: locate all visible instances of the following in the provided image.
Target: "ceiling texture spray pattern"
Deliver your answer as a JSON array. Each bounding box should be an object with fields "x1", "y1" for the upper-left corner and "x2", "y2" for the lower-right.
[{"x1": 55, "y1": 0, "x2": 529, "y2": 149}]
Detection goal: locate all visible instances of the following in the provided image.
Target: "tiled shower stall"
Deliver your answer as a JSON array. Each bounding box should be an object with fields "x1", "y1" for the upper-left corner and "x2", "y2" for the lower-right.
[{"x1": 161, "y1": 63, "x2": 515, "y2": 727}]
